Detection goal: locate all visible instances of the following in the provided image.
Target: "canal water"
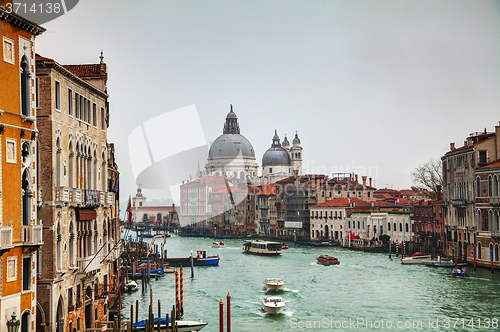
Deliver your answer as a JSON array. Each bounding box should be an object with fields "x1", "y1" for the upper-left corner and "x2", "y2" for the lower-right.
[{"x1": 121, "y1": 234, "x2": 500, "y2": 331}]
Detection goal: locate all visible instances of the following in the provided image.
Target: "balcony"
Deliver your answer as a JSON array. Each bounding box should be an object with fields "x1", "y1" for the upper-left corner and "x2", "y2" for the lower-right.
[
  {"x1": 490, "y1": 197, "x2": 500, "y2": 206},
  {"x1": 492, "y1": 230, "x2": 500, "y2": 239},
  {"x1": 0, "y1": 227, "x2": 13, "y2": 251},
  {"x1": 259, "y1": 205, "x2": 269, "y2": 210},
  {"x1": 99, "y1": 191, "x2": 105, "y2": 205},
  {"x1": 70, "y1": 188, "x2": 83, "y2": 206},
  {"x1": 106, "y1": 192, "x2": 115, "y2": 206},
  {"x1": 477, "y1": 231, "x2": 491, "y2": 239},
  {"x1": 451, "y1": 199, "x2": 467, "y2": 207},
  {"x1": 77, "y1": 254, "x2": 101, "y2": 273},
  {"x1": 55, "y1": 187, "x2": 70, "y2": 205},
  {"x1": 22, "y1": 225, "x2": 43, "y2": 246}
]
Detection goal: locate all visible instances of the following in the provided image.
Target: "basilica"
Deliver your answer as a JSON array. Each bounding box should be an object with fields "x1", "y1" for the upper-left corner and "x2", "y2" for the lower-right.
[{"x1": 204, "y1": 105, "x2": 303, "y2": 184}]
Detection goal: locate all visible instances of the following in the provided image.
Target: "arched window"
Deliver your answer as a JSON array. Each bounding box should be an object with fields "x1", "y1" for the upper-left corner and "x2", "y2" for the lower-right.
[
  {"x1": 476, "y1": 177, "x2": 481, "y2": 198},
  {"x1": 87, "y1": 147, "x2": 92, "y2": 190},
  {"x1": 477, "y1": 242, "x2": 482, "y2": 260},
  {"x1": 93, "y1": 222, "x2": 98, "y2": 254},
  {"x1": 488, "y1": 176, "x2": 492, "y2": 197},
  {"x1": 143, "y1": 214, "x2": 148, "y2": 222},
  {"x1": 56, "y1": 138, "x2": 62, "y2": 187},
  {"x1": 102, "y1": 152, "x2": 107, "y2": 192},
  {"x1": 240, "y1": 171, "x2": 245, "y2": 180},
  {"x1": 56, "y1": 223, "x2": 62, "y2": 270},
  {"x1": 69, "y1": 142, "x2": 74, "y2": 188},
  {"x1": 405, "y1": 223, "x2": 409, "y2": 232},
  {"x1": 22, "y1": 169, "x2": 30, "y2": 226},
  {"x1": 495, "y1": 244, "x2": 499, "y2": 262},
  {"x1": 21, "y1": 55, "x2": 30, "y2": 116},
  {"x1": 93, "y1": 150, "x2": 98, "y2": 190},
  {"x1": 157, "y1": 214, "x2": 162, "y2": 223},
  {"x1": 69, "y1": 222, "x2": 75, "y2": 267}
]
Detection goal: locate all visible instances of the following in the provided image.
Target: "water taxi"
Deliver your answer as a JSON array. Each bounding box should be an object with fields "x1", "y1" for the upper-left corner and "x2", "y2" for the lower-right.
[
  {"x1": 264, "y1": 278, "x2": 285, "y2": 290},
  {"x1": 261, "y1": 296, "x2": 286, "y2": 314},
  {"x1": 316, "y1": 255, "x2": 340, "y2": 265},
  {"x1": 243, "y1": 240, "x2": 282, "y2": 255},
  {"x1": 212, "y1": 241, "x2": 227, "y2": 248}
]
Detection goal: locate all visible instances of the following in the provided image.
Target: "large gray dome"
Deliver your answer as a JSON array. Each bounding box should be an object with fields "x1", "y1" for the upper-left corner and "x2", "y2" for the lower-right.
[
  {"x1": 208, "y1": 133, "x2": 255, "y2": 159},
  {"x1": 262, "y1": 147, "x2": 291, "y2": 167}
]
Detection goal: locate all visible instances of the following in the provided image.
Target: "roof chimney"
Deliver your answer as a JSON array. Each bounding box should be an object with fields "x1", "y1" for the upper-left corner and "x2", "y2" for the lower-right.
[
  {"x1": 450, "y1": 142, "x2": 455, "y2": 151},
  {"x1": 362, "y1": 176, "x2": 367, "y2": 189},
  {"x1": 355, "y1": 174, "x2": 358, "y2": 183},
  {"x1": 369, "y1": 177, "x2": 372, "y2": 187},
  {"x1": 436, "y1": 185, "x2": 442, "y2": 201}
]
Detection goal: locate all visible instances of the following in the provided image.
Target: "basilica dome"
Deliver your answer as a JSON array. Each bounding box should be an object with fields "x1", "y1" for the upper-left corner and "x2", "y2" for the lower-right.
[
  {"x1": 208, "y1": 133, "x2": 255, "y2": 159},
  {"x1": 262, "y1": 130, "x2": 291, "y2": 167}
]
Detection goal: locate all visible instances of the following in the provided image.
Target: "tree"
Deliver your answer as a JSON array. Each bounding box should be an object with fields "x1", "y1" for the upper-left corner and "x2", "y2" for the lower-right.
[{"x1": 411, "y1": 159, "x2": 443, "y2": 199}]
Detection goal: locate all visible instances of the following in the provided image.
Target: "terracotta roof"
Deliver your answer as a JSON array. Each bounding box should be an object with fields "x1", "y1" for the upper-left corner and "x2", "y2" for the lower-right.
[
  {"x1": 446, "y1": 135, "x2": 495, "y2": 154},
  {"x1": 36, "y1": 54, "x2": 106, "y2": 78},
  {"x1": 480, "y1": 159, "x2": 500, "y2": 169},
  {"x1": 63, "y1": 64, "x2": 106, "y2": 78},
  {"x1": 35, "y1": 54, "x2": 54, "y2": 62}
]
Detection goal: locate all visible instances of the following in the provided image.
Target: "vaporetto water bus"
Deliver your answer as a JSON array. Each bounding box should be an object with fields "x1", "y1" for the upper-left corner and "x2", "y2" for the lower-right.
[{"x1": 243, "y1": 240, "x2": 282, "y2": 255}]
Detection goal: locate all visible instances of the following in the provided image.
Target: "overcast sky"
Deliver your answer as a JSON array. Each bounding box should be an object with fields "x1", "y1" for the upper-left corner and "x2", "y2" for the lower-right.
[{"x1": 36, "y1": 0, "x2": 500, "y2": 204}]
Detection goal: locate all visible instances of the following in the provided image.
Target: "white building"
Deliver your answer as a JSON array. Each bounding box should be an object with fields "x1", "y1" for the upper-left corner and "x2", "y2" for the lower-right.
[{"x1": 346, "y1": 212, "x2": 414, "y2": 243}]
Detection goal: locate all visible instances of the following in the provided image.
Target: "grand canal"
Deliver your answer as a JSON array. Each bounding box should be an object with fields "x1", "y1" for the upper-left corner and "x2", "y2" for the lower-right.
[{"x1": 121, "y1": 234, "x2": 500, "y2": 331}]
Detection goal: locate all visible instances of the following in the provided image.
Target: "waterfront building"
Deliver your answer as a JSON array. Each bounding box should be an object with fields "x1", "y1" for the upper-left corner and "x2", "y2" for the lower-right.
[
  {"x1": 131, "y1": 186, "x2": 178, "y2": 228},
  {"x1": 412, "y1": 186, "x2": 444, "y2": 255},
  {"x1": 35, "y1": 54, "x2": 120, "y2": 331},
  {"x1": 441, "y1": 124, "x2": 500, "y2": 263},
  {"x1": 346, "y1": 211, "x2": 413, "y2": 243},
  {"x1": 474, "y1": 158, "x2": 500, "y2": 268},
  {"x1": 254, "y1": 184, "x2": 277, "y2": 235},
  {"x1": 0, "y1": 5, "x2": 45, "y2": 331}
]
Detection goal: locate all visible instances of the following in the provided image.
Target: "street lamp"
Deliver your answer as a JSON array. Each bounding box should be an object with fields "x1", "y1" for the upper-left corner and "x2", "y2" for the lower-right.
[{"x1": 7, "y1": 313, "x2": 20, "y2": 332}]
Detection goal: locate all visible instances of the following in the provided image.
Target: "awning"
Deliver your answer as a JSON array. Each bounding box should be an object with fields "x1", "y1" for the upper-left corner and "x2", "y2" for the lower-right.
[{"x1": 78, "y1": 209, "x2": 96, "y2": 221}]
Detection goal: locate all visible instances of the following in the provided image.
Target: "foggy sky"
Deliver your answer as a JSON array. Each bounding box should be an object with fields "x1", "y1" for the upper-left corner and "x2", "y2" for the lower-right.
[{"x1": 35, "y1": 0, "x2": 500, "y2": 204}]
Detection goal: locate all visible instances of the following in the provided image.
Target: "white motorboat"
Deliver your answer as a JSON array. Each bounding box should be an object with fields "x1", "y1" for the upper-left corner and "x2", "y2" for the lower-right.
[
  {"x1": 261, "y1": 296, "x2": 286, "y2": 314},
  {"x1": 212, "y1": 241, "x2": 227, "y2": 248},
  {"x1": 264, "y1": 278, "x2": 284, "y2": 290},
  {"x1": 125, "y1": 280, "x2": 138, "y2": 292},
  {"x1": 401, "y1": 255, "x2": 432, "y2": 265}
]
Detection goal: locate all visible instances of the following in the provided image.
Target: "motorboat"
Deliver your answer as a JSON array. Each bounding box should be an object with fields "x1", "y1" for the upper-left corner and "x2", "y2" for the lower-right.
[
  {"x1": 212, "y1": 241, "x2": 227, "y2": 248},
  {"x1": 264, "y1": 278, "x2": 284, "y2": 290},
  {"x1": 261, "y1": 296, "x2": 286, "y2": 314},
  {"x1": 401, "y1": 255, "x2": 432, "y2": 265},
  {"x1": 164, "y1": 250, "x2": 219, "y2": 267},
  {"x1": 281, "y1": 242, "x2": 289, "y2": 249},
  {"x1": 243, "y1": 240, "x2": 282, "y2": 255},
  {"x1": 133, "y1": 318, "x2": 207, "y2": 331},
  {"x1": 125, "y1": 280, "x2": 138, "y2": 292},
  {"x1": 316, "y1": 255, "x2": 340, "y2": 265},
  {"x1": 452, "y1": 267, "x2": 467, "y2": 277}
]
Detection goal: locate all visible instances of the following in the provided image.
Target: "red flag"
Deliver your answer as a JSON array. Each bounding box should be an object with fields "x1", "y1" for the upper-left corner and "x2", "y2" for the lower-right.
[{"x1": 126, "y1": 195, "x2": 132, "y2": 227}]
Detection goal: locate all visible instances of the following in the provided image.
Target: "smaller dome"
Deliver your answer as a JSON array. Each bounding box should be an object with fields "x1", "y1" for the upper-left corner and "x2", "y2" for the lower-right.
[
  {"x1": 262, "y1": 147, "x2": 292, "y2": 167},
  {"x1": 282, "y1": 135, "x2": 290, "y2": 147}
]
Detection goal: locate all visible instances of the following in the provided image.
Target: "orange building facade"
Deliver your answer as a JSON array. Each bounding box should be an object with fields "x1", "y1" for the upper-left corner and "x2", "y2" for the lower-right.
[{"x1": 0, "y1": 3, "x2": 45, "y2": 332}]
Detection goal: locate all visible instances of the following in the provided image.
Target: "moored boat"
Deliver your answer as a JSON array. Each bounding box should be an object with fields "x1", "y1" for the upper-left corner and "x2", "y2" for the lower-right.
[
  {"x1": 164, "y1": 250, "x2": 219, "y2": 267},
  {"x1": 125, "y1": 280, "x2": 138, "y2": 292},
  {"x1": 401, "y1": 255, "x2": 432, "y2": 265},
  {"x1": 243, "y1": 240, "x2": 282, "y2": 255},
  {"x1": 316, "y1": 255, "x2": 340, "y2": 266},
  {"x1": 212, "y1": 241, "x2": 227, "y2": 248},
  {"x1": 133, "y1": 318, "x2": 207, "y2": 331},
  {"x1": 261, "y1": 296, "x2": 286, "y2": 314},
  {"x1": 264, "y1": 278, "x2": 284, "y2": 290}
]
